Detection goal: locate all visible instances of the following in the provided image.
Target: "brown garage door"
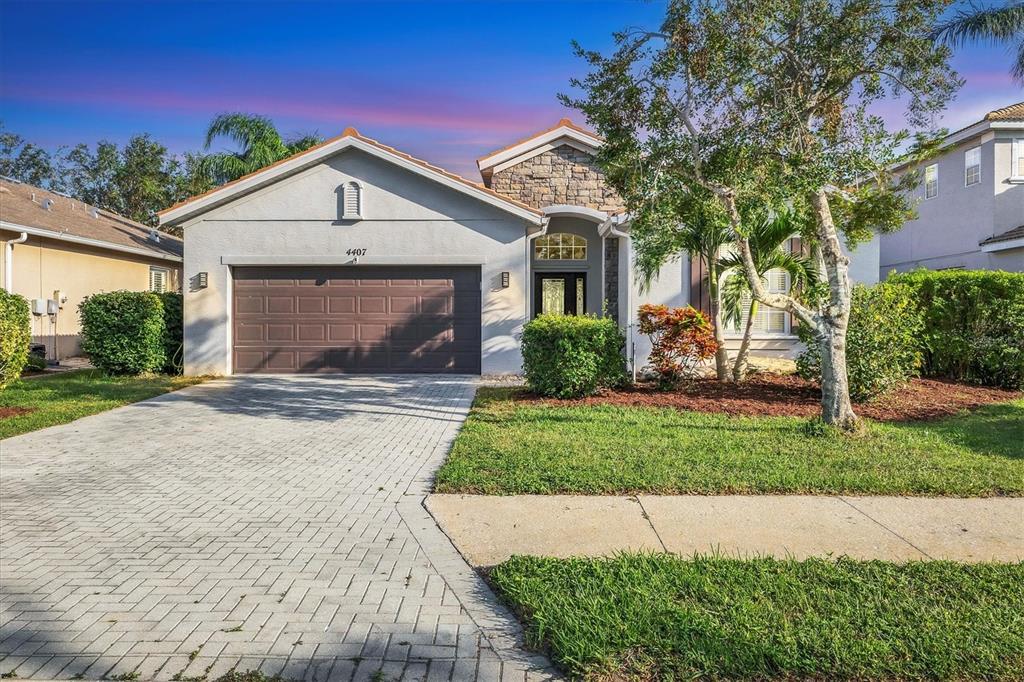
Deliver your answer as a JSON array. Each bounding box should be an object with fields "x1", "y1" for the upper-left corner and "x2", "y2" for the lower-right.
[{"x1": 232, "y1": 266, "x2": 481, "y2": 374}]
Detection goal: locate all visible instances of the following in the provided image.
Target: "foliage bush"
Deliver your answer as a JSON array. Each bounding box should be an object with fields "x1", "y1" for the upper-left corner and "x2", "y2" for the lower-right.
[
  {"x1": 25, "y1": 353, "x2": 48, "y2": 372},
  {"x1": 637, "y1": 304, "x2": 718, "y2": 389},
  {"x1": 887, "y1": 269, "x2": 1024, "y2": 389},
  {"x1": 157, "y1": 292, "x2": 184, "y2": 375},
  {"x1": 797, "y1": 282, "x2": 923, "y2": 402},
  {"x1": 79, "y1": 291, "x2": 166, "y2": 375},
  {"x1": 0, "y1": 290, "x2": 31, "y2": 389},
  {"x1": 521, "y1": 314, "x2": 626, "y2": 398}
]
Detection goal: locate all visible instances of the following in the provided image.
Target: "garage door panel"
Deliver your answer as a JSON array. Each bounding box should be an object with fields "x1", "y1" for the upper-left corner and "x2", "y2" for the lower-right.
[
  {"x1": 266, "y1": 296, "x2": 295, "y2": 313},
  {"x1": 232, "y1": 266, "x2": 481, "y2": 374}
]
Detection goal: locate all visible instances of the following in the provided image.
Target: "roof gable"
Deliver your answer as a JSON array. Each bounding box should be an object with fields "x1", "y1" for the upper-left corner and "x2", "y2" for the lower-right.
[
  {"x1": 159, "y1": 128, "x2": 544, "y2": 227},
  {"x1": 477, "y1": 119, "x2": 603, "y2": 184}
]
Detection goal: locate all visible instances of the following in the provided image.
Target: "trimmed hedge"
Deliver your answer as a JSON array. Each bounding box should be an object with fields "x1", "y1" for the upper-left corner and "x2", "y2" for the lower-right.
[
  {"x1": 157, "y1": 292, "x2": 184, "y2": 375},
  {"x1": 888, "y1": 269, "x2": 1024, "y2": 389},
  {"x1": 0, "y1": 290, "x2": 31, "y2": 388},
  {"x1": 797, "y1": 282, "x2": 923, "y2": 402},
  {"x1": 79, "y1": 291, "x2": 166, "y2": 375},
  {"x1": 522, "y1": 314, "x2": 626, "y2": 398}
]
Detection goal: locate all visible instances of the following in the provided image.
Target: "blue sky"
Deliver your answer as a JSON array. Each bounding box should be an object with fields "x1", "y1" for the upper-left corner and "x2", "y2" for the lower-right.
[{"x1": 1, "y1": 0, "x2": 1021, "y2": 178}]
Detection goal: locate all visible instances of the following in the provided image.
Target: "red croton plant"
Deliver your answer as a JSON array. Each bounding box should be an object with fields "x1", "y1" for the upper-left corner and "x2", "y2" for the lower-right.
[{"x1": 637, "y1": 304, "x2": 719, "y2": 388}]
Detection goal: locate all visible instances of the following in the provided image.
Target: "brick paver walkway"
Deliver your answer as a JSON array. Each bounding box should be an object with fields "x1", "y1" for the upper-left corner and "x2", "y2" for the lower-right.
[{"x1": 1, "y1": 376, "x2": 555, "y2": 681}]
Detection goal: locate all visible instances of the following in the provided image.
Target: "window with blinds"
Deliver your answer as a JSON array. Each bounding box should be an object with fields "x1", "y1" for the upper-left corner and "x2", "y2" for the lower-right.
[
  {"x1": 722, "y1": 240, "x2": 793, "y2": 336},
  {"x1": 726, "y1": 269, "x2": 790, "y2": 335},
  {"x1": 149, "y1": 267, "x2": 169, "y2": 293},
  {"x1": 342, "y1": 181, "x2": 362, "y2": 220}
]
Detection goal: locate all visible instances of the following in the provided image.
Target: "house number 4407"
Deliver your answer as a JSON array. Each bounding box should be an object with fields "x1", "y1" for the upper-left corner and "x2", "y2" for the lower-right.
[{"x1": 346, "y1": 248, "x2": 367, "y2": 256}]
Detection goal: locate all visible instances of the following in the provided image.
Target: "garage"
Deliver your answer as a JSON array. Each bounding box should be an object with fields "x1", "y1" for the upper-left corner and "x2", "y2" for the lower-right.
[{"x1": 231, "y1": 266, "x2": 482, "y2": 374}]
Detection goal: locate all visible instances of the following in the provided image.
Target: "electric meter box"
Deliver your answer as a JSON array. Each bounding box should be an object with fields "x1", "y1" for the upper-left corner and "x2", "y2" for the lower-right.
[
  {"x1": 31, "y1": 298, "x2": 47, "y2": 316},
  {"x1": 47, "y1": 299, "x2": 60, "y2": 315}
]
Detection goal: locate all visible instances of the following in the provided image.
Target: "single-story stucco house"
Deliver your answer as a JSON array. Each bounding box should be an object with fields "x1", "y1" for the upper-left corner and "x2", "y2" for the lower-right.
[
  {"x1": 159, "y1": 120, "x2": 878, "y2": 376},
  {"x1": 1, "y1": 178, "x2": 183, "y2": 361}
]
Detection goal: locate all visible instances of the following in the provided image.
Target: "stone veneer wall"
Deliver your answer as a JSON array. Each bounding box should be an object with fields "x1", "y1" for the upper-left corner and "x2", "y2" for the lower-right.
[
  {"x1": 604, "y1": 237, "x2": 619, "y2": 323},
  {"x1": 489, "y1": 145, "x2": 623, "y2": 212}
]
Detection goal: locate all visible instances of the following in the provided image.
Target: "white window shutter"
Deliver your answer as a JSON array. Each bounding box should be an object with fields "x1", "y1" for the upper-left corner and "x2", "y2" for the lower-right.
[{"x1": 149, "y1": 268, "x2": 167, "y2": 293}]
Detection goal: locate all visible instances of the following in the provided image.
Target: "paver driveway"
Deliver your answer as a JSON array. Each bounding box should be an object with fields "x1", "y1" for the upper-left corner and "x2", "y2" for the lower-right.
[{"x1": 0, "y1": 376, "x2": 555, "y2": 681}]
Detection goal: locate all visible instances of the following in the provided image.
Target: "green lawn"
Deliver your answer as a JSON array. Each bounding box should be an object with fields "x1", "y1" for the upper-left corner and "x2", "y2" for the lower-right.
[
  {"x1": 490, "y1": 553, "x2": 1024, "y2": 680},
  {"x1": 435, "y1": 387, "x2": 1024, "y2": 496},
  {"x1": 0, "y1": 370, "x2": 207, "y2": 439}
]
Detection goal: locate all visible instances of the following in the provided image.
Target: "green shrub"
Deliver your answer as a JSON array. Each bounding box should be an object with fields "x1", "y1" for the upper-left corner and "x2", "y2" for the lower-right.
[
  {"x1": 522, "y1": 314, "x2": 626, "y2": 398},
  {"x1": 157, "y1": 292, "x2": 183, "y2": 375},
  {"x1": 0, "y1": 290, "x2": 31, "y2": 388},
  {"x1": 79, "y1": 291, "x2": 166, "y2": 375},
  {"x1": 797, "y1": 282, "x2": 923, "y2": 402},
  {"x1": 25, "y1": 353, "x2": 48, "y2": 372},
  {"x1": 888, "y1": 269, "x2": 1024, "y2": 389}
]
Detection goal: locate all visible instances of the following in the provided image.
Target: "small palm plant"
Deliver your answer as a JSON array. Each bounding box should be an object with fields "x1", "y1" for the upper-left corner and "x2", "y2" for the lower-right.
[
  {"x1": 933, "y1": 2, "x2": 1024, "y2": 81},
  {"x1": 201, "y1": 113, "x2": 323, "y2": 183},
  {"x1": 719, "y1": 209, "x2": 817, "y2": 382}
]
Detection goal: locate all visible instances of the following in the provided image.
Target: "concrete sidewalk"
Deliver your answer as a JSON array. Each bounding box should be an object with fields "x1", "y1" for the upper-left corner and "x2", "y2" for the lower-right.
[{"x1": 426, "y1": 494, "x2": 1024, "y2": 566}]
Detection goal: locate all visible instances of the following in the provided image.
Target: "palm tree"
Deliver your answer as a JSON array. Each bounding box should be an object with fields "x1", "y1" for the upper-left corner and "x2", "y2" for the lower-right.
[
  {"x1": 933, "y1": 2, "x2": 1024, "y2": 81},
  {"x1": 666, "y1": 210, "x2": 735, "y2": 382},
  {"x1": 201, "y1": 113, "x2": 323, "y2": 183},
  {"x1": 719, "y1": 209, "x2": 817, "y2": 382}
]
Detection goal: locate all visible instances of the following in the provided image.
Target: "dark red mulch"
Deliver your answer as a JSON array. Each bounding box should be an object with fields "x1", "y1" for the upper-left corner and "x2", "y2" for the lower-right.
[
  {"x1": 0, "y1": 407, "x2": 36, "y2": 420},
  {"x1": 516, "y1": 374, "x2": 1022, "y2": 423}
]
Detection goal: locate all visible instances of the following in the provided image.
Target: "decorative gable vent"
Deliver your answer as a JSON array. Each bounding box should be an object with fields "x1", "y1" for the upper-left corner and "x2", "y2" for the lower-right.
[{"x1": 342, "y1": 181, "x2": 363, "y2": 220}]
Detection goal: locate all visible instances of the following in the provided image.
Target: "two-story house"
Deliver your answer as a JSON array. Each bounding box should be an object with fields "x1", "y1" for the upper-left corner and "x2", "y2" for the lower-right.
[{"x1": 880, "y1": 102, "x2": 1024, "y2": 276}]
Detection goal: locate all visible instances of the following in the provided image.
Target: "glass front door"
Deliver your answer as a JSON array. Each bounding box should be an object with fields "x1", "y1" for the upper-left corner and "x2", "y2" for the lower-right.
[{"x1": 534, "y1": 273, "x2": 586, "y2": 317}]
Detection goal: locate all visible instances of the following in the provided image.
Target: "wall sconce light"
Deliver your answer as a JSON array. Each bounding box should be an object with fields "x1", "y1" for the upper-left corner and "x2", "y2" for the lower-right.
[
  {"x1": 196, "y1": 272, "x2": 208, "y2": 289},
  {"x1": 501, "y1": 272, "x2": 510, "y2": 288}
]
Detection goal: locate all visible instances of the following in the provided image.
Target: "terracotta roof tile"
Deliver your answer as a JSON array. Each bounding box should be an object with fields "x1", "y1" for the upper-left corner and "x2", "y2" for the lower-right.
[
  {"x1": 985, "y1": 102, "x2": 1024, "y2": 121},
  {"x1": 160, "y1": 128, "x2": 543, "y2": 220},
  {"x1": 1, "y1": 179, "x2": 183, "y2": 258}
]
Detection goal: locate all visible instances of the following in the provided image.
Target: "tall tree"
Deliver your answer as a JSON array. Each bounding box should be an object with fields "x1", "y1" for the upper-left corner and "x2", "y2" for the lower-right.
[
  {"x1": 934, "y1": 1, "x2": 1024, "y2": 81},
  {"x1": 0, "y1": 125, "x2": 56, "y2": 187},
  {"x1": 719, "y1": 209, "x2": 817, "y2": 382},
  {"x1": 202, "y1": 113, "x2": 323, "y2": 183},
  {"x1": 565, "y1": 0, "x2": 958, "y2": 429}
]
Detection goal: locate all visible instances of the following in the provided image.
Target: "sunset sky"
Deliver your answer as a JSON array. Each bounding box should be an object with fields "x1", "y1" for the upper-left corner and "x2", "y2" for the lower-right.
[{"x1": 1, "y1": 0, "x2": 1021, "y2": 178}]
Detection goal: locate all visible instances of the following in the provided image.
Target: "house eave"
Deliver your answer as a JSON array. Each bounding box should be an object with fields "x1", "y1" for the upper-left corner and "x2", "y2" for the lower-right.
[{"x1": 0, "y1": 220, "x2": 183, "y2": 263}]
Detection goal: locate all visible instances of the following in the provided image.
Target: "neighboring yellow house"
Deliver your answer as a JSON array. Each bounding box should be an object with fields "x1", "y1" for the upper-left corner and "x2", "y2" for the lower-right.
[{"x1": 0, "y1": 179, "x2": 183, "y2": 361}]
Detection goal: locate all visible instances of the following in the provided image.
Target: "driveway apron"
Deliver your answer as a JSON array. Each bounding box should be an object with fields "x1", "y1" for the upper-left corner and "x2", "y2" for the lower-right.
[{"x1": 0, "y1": 376, "x2": 555, "y2": 681}]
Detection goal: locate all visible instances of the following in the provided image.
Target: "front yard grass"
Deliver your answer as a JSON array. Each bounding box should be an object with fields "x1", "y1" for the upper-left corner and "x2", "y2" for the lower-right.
[
  {"x1": 0, "y1": 370, "x2": 207, "y2": 439},
  {"x1": 435, "y1": 387, "x2": 1024, "y2": 496},
  {"x1": 490, "y1": 553, "x2": 1024, "y2": 680}
]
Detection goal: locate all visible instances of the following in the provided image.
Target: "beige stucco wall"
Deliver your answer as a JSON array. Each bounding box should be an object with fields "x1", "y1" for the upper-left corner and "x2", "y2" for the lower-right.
[{"x1": 0, "y1": 231, "x2": 181, "y2": 359}]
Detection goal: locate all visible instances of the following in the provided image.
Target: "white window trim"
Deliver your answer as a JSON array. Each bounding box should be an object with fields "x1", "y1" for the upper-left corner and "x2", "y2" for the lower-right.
[
  {"x1": 964, "y1": 146, "x2": 981, "y2": 187},
  {"x1": 924, "y1": 163, "x2": 938, "y2": 199},
  {"x1": 149, "y1": 266, "x2": 170, "y2": 293},
  {"x1": 1011, "y1": 138, "x2": 1024, "y2": 183}
]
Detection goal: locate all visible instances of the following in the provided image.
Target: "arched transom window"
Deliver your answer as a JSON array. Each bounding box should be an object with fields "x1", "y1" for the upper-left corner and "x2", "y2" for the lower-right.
[{"x1": 535, "y1": 233, "x2": 587, "y2": 260}]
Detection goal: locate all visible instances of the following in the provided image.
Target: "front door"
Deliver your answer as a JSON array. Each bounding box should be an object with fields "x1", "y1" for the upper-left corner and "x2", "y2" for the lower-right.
[{"x1": 534, "y1": 272, "x2": 586, "y2": 317}]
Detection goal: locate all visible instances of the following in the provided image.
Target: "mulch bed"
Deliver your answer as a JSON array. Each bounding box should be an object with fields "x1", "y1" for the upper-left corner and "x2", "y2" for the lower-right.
[
  {"x1": 0, "y1": 407, "x2": 36, "y2": 420},
  {"x1": 517, "y1": 373, "x2": 1021, "y2": 423}
]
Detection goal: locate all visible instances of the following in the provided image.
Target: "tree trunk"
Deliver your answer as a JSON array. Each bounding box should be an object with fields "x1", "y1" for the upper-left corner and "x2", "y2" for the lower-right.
[
  {"x1": 707, "y1": 258, "x2": 731, "y2": 381},
  {"x1": 816, "y1": 319, "x2": 858, "y2": 430},
  {"x1": 808, "y1": 191, "x2": 859, "y2": 430},
  {"x1": 732, "y1": 300, "x2": 757, "y2": 382}
]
